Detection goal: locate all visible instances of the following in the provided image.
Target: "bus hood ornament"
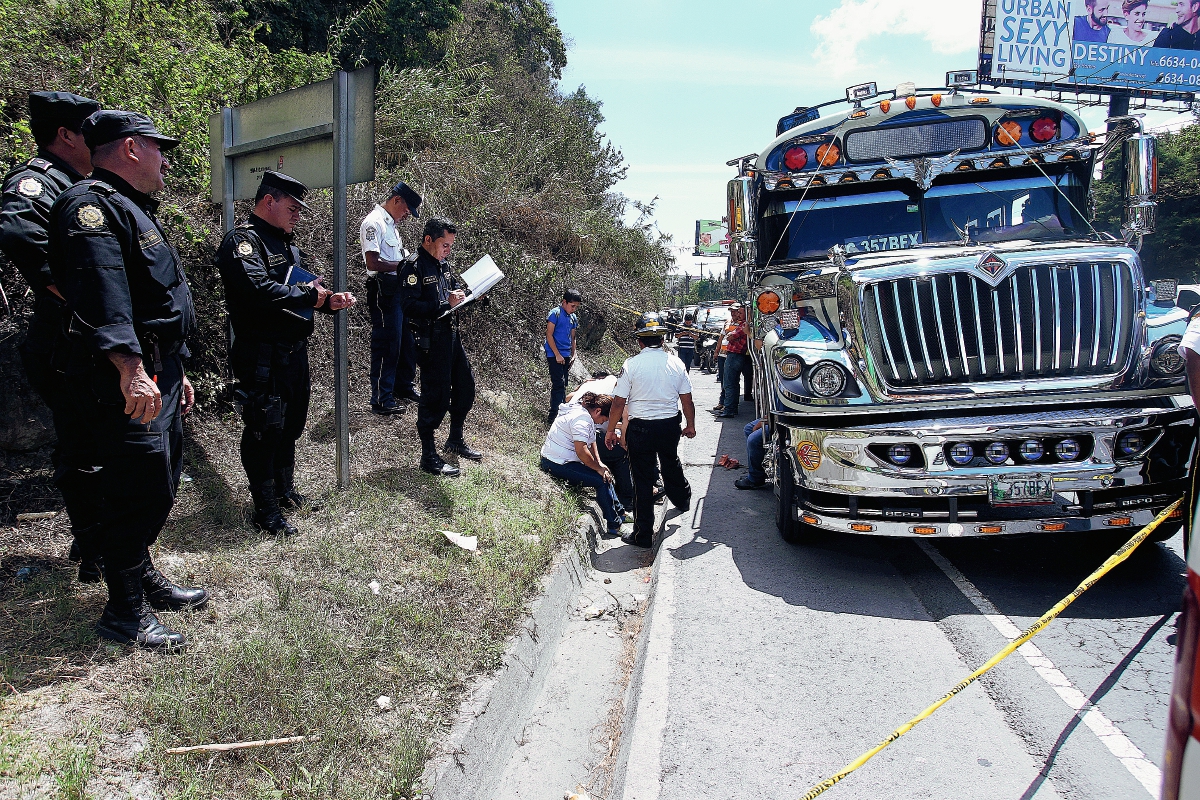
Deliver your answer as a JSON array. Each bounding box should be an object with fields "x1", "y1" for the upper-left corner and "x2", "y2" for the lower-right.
[
  {"x1": 884, "y1": 150, "x2": 960, "y2": 191},
  {"x1": 976, "y1": 251, "x2": 1009, "y2": 285}
]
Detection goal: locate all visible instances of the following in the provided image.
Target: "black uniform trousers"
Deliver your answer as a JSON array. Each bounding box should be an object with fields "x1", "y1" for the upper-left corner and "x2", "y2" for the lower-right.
[
  {"x1": 367, "y1": 273, "x2": 417, "y2": 406},
  {"x1": 76, "y1": 349, "x2": 184, "y2": 573},
  {"x1": 626, "y1": 414, "x2": 692, "y2": 542},
  {"x1": 231, "y1": 337, "x2": 311, "y2": 489},
  {"x1": 597, "y1": 432, "x2": 635, "y2": 509},
  {"x1": 19, "y1": 294, "x2": 103, "y2": 542},
  {"x1": 415, "y1": 321, "x2": 475, "y2": 447}
]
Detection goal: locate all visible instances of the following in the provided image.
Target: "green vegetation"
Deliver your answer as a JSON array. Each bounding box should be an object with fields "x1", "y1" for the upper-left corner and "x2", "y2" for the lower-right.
[
  {"x1": 1094, "y1": 122, "x2": 1200, "y2": 283},
  {"x1": 0, "y1": 0, "x2": 668, "y2": 796}
]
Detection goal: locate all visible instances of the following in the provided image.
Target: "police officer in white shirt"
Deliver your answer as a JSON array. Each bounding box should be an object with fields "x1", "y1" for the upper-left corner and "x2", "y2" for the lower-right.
[
  {"x1": 361, "y1": 181, "x2": 423, "y2": 414},
  {"x1": 605, "y1": 313, "x2": 697, "y2": 548}
]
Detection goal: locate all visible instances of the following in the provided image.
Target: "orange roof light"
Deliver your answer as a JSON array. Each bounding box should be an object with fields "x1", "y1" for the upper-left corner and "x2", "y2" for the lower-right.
[
  {"x1": 905, "y1": 96, "x2": 917, "y2": 110},
  {"x1": 756, "y1": 291, "x2": 781, "y2": 314},
  {"x1": 996, "y1": 121, "x2": 1022, "y2": 146},
  {"x1": 816, "y1": 143, "x2": 840, "y2": 167},
  {"x1": 931, "y1": 93, "x2": 943, "y2": 107},
  {"x1": 880, "y1": 99, "x2": 892, "y2": 113}
]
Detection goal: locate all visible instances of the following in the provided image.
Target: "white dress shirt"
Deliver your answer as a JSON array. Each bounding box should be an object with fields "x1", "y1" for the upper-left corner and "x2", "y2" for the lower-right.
[{"x1": 359, "y1": 204, "x2": 404, "y2": 277}]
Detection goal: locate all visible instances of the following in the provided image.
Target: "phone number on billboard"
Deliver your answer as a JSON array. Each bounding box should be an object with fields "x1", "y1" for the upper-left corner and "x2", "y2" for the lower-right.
[
  {"x1": 1159, "y1": 72, "x2": 1200, "y2": 85},
  {"x1": 1155, "y1": 56, "x2": 1200, "y2": 69}
]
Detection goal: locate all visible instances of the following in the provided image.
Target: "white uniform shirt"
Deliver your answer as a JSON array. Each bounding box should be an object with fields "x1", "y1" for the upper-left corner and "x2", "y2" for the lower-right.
[
  {"x1": 614, "y1": 347, "x2": 693, "y2": 420},
  {"x1": 359, "y1": 204, "x2": 404, "y2": 277},
  {"x1": 1180, "y1": 316, "x2": 1200, "y2": 358},
  {"x1": 541, "y1": 404, "x2": 595, "y2": 464}
]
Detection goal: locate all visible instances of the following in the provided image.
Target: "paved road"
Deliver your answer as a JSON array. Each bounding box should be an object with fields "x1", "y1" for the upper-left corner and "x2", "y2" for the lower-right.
[{"x1": 617, "y1": 370, "x2": 1186, "y2": 800}]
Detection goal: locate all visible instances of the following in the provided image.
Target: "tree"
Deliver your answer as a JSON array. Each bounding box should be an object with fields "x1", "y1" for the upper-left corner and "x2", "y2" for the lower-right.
[{"x1": 1094, "y1": 123, "x2": 1200, "y2": 283}]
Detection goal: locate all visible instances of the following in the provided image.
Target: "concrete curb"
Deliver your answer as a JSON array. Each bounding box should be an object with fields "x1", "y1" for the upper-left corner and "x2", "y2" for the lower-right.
[{"x1": 420, "y1": 504, "x2": 604, "y2": 798}]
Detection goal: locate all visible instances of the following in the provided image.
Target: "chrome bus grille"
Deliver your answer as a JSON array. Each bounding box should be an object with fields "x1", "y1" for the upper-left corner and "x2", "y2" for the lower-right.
[{"x1": 861, "y1": 263, "x2": 1135, "y2": 386}]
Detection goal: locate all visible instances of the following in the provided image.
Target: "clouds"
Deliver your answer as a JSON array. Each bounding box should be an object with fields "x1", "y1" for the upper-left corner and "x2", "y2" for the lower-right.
[{"x1": 811, "y1": 0, "x2": 980, "y2": 68}]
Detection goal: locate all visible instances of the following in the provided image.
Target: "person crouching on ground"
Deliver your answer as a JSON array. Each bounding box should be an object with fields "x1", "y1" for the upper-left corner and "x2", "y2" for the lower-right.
[
  {"x1": 545, "y1": 288, "x2": 582, "y2": 422},
  {"x1": 567, "y1": 370, "x2": 634, "y2": 512},
  {"x1": 735, "y1": 419, "x2": 770, "y2": 490},
  {"x1": 539, "y1": 392, "x2": 627, "y2": 536}
]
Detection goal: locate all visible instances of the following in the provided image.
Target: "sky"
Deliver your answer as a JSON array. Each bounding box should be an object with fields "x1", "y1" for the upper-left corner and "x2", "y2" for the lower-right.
[{"x1": 552, "y1": 0, "x2": 1190, "y2": 277}]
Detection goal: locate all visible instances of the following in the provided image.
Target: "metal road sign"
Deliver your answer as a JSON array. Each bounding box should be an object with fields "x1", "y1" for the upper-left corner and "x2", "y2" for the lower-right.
[{"x1": 209, "y1": 68, "x2": 376, "y2": 489}]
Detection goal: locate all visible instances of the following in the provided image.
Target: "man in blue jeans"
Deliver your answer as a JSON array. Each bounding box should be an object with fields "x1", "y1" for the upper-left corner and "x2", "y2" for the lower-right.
[
  {"x1": 716, "y1": 305, "x2": 750, "y2": 418},
  {"x1": 735, "y1": 419, "x2": 770, "y2": 490},
  {"x1": 545, "y1": 288, "x2": 582, "y2": 422}
]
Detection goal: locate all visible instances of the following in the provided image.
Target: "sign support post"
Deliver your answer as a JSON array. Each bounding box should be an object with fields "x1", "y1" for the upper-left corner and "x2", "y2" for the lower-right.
[{"x1": 332, "y1": 71, "x2": 351, "y2": 489}]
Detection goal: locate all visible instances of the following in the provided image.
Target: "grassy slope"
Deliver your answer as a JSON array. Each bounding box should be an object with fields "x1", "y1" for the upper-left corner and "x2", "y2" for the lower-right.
[{"x1": 0, "y1": 333, "x2": 637, "y2": 799}]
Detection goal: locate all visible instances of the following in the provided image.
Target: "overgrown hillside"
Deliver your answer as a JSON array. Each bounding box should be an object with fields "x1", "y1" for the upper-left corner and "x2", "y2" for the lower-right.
[{"x1": 0, "y1": 2, "x2": 669, "y2": 797}]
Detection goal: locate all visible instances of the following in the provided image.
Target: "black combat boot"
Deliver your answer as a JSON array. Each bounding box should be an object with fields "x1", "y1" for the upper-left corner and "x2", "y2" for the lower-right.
[
  {"x1": 444, "y1": 423, "x2": 482, "y2": 461},
  {"x1": 250, "y1": 481, "x2": 298, "y2": 536},
  {"x1": 420, "y1": 436, "x2": 460, "y2": 477},
  {"x1": 96, "y1": 562, "x2": 186, "y2": 649},
  {"x1": 274, "y1": 464, "x2": 322, "y2": 512},
  {"x1": 142, "y1": 548, "x2": 208, "y2": 612}
]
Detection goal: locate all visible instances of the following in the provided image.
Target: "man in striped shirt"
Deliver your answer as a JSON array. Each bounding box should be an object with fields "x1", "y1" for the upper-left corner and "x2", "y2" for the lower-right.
[{"x1": 675, "y1": 314, "x2": 696, "y2": 371}]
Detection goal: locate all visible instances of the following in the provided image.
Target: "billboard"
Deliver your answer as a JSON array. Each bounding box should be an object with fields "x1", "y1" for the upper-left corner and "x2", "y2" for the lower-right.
[
  {"x1": 694, "y1": 219, "x2": 729, "y2": 256},
  {"x1": 980, "y1": 0, "x2": 1199, "y2": 99}
]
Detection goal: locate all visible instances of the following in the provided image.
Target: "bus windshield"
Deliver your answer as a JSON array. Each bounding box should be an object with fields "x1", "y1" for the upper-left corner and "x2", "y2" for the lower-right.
[{"x1": 760, "y1": 172, "x2": 1089, "y2": 263}]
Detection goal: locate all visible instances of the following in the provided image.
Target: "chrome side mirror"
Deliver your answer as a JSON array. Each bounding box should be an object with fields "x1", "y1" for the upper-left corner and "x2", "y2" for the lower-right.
[
  {"x1": 1123, "y1": 134, "x2": 1157, "y2": 241},
  {"x1": 727, "y1": 176, "x2": 758, "y2": 269}
]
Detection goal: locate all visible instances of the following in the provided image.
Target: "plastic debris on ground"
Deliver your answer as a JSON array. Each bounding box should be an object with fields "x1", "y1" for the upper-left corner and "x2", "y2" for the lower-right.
[{"x1": 439, "y1": 530, "x2": 478, "y2": 551}]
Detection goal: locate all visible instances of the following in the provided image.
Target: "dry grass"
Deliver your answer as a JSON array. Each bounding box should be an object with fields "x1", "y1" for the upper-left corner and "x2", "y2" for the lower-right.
[{"x1": 0, "y1": 339, "x2": 638, "y2": 799}]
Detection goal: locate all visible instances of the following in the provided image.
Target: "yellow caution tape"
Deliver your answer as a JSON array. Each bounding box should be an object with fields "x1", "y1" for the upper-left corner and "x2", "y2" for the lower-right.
[
  {"x1": 607, "y1": 301, "x2": 713, "y2": 337},
  {"x1": 799, "y1": 498, "x2": 1184, "y2": 800}
]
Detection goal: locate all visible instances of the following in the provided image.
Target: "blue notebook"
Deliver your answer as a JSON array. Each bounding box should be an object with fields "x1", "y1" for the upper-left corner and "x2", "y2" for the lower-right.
[{"x1": 284, "y1": 264, "x2": 318, "y2": 321}]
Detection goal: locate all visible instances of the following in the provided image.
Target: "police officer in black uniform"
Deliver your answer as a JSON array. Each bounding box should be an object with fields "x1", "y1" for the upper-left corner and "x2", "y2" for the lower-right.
[
  {"x1": 0, "y1": 91, "x2": 103, "y2": 582},
  {"x1": 399, "y1": 217, "x2": 482, "y2": 476},
  {"x1": 216, "y1": 170, "x2": 356, "y2": 535},
  {"x1": 48, "y1": 110, "x2": 208, "y2": 649}
]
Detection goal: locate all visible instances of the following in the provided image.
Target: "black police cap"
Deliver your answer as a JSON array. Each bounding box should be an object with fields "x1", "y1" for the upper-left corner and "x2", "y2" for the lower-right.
[
  {"x1": 259, "y1": 170, "x2": 310, "y2": 209},
  {"x1": 390, "y1": 181, "x2": 422, "y2": 218},
  {"x1": 82, "y1": 110, "x2": 181, "y2": 152},
  {"x1": 28, "y1": 92, "x2": 101, "y2": 139}
]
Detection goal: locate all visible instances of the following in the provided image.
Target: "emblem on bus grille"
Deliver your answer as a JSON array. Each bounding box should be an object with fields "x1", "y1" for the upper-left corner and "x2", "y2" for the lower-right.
[
  {"x1": 977, "y1": 251, "x2": 1007, "y2": 281},
  {"x1": 796, "y1": 441, "x2": 822, "y2": 471}
]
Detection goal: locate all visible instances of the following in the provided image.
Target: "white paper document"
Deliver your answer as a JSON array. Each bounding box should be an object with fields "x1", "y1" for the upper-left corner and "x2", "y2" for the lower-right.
[{"x1": 440, "y1": 254, "x2": 505, "y2": 318}]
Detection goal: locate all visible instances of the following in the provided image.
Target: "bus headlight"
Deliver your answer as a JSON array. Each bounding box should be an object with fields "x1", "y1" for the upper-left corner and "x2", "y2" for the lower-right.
[
  {"x1": 779, "y1": 356, "x2": 803, "y2": 380},
  {"x1": 1151, "y1": 336, "x2": 1185, "y2": 377},
  {"x1": 809, "y1": 362, "x2": 846, "y2": 397}
]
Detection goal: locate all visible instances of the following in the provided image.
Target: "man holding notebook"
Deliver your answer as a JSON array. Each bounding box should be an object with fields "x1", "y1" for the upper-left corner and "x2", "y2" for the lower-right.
[{"x1": 216, "y1": 170, "x2": 356, "y2": 535}]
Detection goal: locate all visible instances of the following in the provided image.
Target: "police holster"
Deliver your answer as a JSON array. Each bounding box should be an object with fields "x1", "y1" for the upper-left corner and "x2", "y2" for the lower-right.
[
  {"x1": 234, "y1": 342, "x2": 286, "y2": 437},
  {"x1": 409, "y1": 318, "x2": 434, "y2": 353}
]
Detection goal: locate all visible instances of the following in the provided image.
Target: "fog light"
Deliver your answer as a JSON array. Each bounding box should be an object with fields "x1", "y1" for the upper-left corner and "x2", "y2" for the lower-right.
[
  {"x1": 1055, "y1": 439, "x2": 1081, "y2": 461},
  {"x1": 1020, "y1": 439, "x2": 1044, "y2": 462},
  {"x1": 888, "y1": 444, "x2": 912, "y2": 466},
  {"x1": 949, "y1": 443, "x2": 974, "y2": 466},
  {"x1": 809, "y1": 362, "x2": 847, "y2": 397},
  {"x1": 985, "y1": 442, "x2": 1010, "y2": 465},
  {"x1": 779, "y1": 356, "x2": 803, "y2": 380},
  {"x1": 1116, "y1": 430, "x2": 1153, "y2": 458},
  {"x1": 1151, "y1": 336, "x2": 1185, "y2": 376}
]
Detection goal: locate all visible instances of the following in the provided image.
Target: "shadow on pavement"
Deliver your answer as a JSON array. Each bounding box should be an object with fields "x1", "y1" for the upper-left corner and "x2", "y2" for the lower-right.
[{"x1": 670, "y1": 409, "x2": 1188, "y2": 623}]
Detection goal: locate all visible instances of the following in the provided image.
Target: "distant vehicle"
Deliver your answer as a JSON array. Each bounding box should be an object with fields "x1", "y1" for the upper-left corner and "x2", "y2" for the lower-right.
[
  {"x1": 1176, "y1": 284, "x2": 1200, "y2": 315},
  {"x1": 696, "y1": 306, "x2": 732, "y2": 334}
]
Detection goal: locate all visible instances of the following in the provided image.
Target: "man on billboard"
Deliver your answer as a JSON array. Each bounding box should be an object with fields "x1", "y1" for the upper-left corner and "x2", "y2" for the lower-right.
[
  {"x1": 1074, "y1": 0, "x2": 1112, "y2": 42},
  {"x1": 1154, "y1": 0, "x2": 1200, "y2": 49}
]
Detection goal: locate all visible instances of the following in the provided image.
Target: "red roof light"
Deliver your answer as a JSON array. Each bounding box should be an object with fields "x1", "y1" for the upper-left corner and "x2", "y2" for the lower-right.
[
  {"x1": 1030, "y1": 117, "x2": 1059, "y2": 144},
  {"x1": 784, "y1": 146, "x2": 808, "y2": 171}
]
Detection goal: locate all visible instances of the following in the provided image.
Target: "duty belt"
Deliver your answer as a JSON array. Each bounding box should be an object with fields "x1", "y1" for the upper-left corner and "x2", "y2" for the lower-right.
[{"x1": 137, "y1": 332, "x2": 183, "y2": 375}]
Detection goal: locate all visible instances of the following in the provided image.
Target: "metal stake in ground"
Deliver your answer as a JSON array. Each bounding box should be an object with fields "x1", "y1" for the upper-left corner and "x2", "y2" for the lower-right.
[{"x1": 798, "y1": 499, "x2": 1183, "y2": 800}]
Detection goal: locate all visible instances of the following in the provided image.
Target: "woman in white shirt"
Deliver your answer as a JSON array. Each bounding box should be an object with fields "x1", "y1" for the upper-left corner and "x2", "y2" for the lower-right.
[
  {"x1": 1111, "y1": 0, "x2": 1152, "y2": 45},
  {"x1": 539, "y1": 392, "x2": 625, "y2": 536}
]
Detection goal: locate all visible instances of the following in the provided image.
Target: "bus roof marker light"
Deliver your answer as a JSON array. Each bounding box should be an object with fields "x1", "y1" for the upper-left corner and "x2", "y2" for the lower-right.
[
  {"x1": 880, "y1": 99, "x2": 892, "y2": 113},
  {"x1": 931, "y1": 93, "x2": 943, "y2": 107},
  {"x1": 906, "y1": 96, "x2": 917, "y2": 110},
  {"x1": 846, "y1": 82, "x2": 879, "y2": 106}
]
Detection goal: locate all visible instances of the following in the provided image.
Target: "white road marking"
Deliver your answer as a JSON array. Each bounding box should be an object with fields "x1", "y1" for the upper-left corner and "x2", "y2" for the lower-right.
[
  {"x1": 918, "y1": 541, "x2": 1162, "y2": 799},
  {"x1": 621, "y1": 523, "x2": 677, "y2": 800}
]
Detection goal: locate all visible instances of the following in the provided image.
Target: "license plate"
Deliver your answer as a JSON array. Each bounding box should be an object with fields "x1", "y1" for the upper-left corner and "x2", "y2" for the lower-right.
[{"x1": 989, "y1": 474, "x2": 1054, "y2": 506}]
